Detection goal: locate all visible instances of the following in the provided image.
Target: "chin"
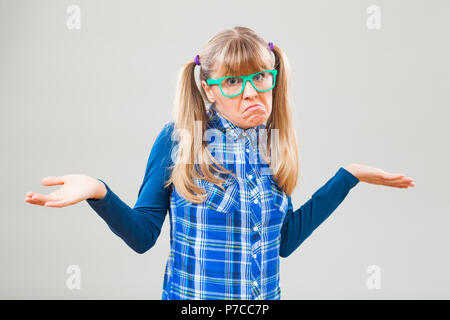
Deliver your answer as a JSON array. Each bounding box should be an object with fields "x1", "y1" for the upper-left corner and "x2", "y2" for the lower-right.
[{"x1": 246, "y1": 116, "x2": 266, "y2": 128}]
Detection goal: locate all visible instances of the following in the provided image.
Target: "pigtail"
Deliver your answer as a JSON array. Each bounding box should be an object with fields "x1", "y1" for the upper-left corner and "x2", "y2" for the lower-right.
[
  {"x1": 166, "y1": 59, "x2": 234, "y2": 203},
  {"x1": 268, "y1": 44, "x2": 299, "y2": 196}
]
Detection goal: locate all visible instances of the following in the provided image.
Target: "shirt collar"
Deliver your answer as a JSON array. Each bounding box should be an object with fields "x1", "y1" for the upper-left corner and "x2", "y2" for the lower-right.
[{"x1": 207, "y1": 102, "x2": 266, "y2": 142}]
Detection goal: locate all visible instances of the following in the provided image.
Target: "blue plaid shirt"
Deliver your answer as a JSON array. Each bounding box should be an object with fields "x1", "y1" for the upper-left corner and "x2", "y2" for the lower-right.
[{"x1": 87, "y1": 103, "x2": 359, "y2": 300}]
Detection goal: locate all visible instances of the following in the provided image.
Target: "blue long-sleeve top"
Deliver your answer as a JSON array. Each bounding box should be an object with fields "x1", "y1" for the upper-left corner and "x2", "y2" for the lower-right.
[{"x1": 86, "y1": 122, "x2": 359, "y2": 258}]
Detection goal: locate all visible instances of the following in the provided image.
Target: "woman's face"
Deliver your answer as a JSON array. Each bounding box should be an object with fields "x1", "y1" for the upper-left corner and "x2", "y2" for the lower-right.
[{"x1": 201, "y1": 69, "x2": 273, "y2": 129}]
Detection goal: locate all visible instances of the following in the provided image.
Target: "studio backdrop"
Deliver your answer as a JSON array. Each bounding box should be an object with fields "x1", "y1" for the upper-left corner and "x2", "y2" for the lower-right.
[{"x1": 1, "y1": 0, "x2": 449, "y2": 299}]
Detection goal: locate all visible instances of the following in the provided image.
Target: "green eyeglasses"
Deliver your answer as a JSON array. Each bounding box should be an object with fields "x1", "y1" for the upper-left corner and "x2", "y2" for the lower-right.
[{"x1": 206, "y1": 69, "x2": 278, "y2": 97}]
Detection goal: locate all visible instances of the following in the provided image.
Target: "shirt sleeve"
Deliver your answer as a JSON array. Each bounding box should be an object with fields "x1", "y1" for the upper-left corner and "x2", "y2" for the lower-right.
[
  {"x1": 279, "y1": 167, "x2": 359, "y2": 258},
  {"x1": 85, "y1": 121, "x2": 176, "y2": 254}
]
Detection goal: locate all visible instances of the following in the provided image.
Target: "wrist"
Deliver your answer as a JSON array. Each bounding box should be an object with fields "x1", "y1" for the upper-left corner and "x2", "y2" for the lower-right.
[
  {"x1": 344, "y1": 163, "x2": 360, "y2": 180},
  {"x1": 93, "y1": 179, "x2": 107, "y2": 200}
]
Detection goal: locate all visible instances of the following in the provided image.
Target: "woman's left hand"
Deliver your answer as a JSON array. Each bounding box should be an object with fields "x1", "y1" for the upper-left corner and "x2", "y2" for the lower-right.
[{"x1": 344, "y1": 163, "x2": 415, "y2": 188}]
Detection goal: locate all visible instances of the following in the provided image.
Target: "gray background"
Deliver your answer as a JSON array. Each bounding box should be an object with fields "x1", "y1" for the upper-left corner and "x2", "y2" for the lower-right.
[{"x1": 1, "y1": 0, "x2": 449, "y2": 299}]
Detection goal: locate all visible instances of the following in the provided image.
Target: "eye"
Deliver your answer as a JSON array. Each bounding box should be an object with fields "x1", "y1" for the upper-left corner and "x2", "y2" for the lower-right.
[
  {"x1": 226, "y1": 77, "x2": 241, "y2": 85},
  {"x1": 253, "y1": 73, "x2": 265, "y2": 81}
]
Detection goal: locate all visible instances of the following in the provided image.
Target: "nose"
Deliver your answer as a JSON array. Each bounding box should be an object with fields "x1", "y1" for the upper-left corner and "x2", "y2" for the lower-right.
[{"x1": 242, "y1": 79, "x2": 258, "y2": 99}]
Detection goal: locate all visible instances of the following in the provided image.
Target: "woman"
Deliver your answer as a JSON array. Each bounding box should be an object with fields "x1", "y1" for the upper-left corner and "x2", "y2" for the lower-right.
[{"x1": 24, "y1": 26, "x2": 414, "y2": 300}]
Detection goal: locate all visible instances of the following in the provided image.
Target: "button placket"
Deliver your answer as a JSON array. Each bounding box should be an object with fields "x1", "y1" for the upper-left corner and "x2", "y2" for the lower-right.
[
  {"x1": 250, "y1": 210, "x2": 262, "y2": 297},
  {"x1": 241, "y1": 132, "x2": 264, "y2": 300},
  {"x1": 250, "y1": 276, "x2": 261, "y2": 299}
]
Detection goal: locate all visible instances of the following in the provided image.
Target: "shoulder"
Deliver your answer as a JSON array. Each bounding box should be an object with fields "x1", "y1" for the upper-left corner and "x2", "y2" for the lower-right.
[
  {"x1": 150, "y1": 121, "x2": 177, "y2": 168},
  {"x1": 160, "y1": 121, "x2": 175, "y2": 139},
  {"x1": 154, "y1": 121, "x2": 176, "y2": 147}
]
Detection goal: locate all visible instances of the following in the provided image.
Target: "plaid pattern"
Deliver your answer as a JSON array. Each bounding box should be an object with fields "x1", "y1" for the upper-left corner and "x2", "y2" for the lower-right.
[{"x1": 161, "y1": 103, "x2": 289, "y2": 300}]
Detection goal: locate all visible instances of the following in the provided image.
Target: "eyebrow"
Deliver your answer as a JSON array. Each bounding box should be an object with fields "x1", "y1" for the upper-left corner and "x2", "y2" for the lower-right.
[{"x1": 216, "y1": 69, "x2": 267, "y2": 78}]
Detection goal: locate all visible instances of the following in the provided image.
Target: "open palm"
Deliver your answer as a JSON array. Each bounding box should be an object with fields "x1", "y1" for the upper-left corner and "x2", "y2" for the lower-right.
[
  {"x1": 24, "y1": 174, "x2": 101, "y2": 208},
  {"x1": 345, "y1": 163, "x2": 415, "y2": 188}
]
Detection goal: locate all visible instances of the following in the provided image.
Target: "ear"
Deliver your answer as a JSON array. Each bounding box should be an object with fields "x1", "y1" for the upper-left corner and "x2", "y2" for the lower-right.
[{"x1": 201, "y1": 80, "x2": 215, "y2": 102}]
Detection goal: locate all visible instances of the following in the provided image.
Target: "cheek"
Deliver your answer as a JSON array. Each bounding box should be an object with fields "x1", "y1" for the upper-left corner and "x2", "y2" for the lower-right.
[
  {"x1": 212, "y1": 87, "x2": 222, "y2": 100},
  {"x1": 221, "y1": 97, "x2": 239, "y2": 111},
  {"x1": 218, "y1": 97, "x2": 240, "y2": 112},
  {"x1": 264, "y1": 94, "x2": 273, "y2": 113}
]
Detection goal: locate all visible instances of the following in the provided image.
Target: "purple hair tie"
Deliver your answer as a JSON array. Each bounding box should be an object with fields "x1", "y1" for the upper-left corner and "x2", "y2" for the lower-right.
[
  {"x1": 194, "y1": 54, "x2": 200, "y2": 66},
  {"x1": 268, "y1": 42, "x2": 274, "y2": 51}
]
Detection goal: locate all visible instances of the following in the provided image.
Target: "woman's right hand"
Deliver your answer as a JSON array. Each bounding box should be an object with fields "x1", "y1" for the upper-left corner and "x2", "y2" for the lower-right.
[{"x1": 24, "y1": 174, "x2": 106, "y2": 208}]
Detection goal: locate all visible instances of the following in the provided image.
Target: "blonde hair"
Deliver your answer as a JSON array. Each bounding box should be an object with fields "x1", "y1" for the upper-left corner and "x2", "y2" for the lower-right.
[{"x1": 164, "y1": 26, "x2": 299, "y2": 203}]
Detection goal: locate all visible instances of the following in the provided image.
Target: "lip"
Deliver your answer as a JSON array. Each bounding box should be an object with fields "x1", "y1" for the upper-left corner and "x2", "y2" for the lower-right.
[{"x1": 244, "y1": 104, "x2": 264, "y2": 112}]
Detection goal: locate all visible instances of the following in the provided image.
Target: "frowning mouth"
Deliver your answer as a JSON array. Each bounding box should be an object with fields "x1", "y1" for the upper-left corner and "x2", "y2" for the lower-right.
[{"x1": 244, "y1": 104, "x2": 264, "y2": 112}]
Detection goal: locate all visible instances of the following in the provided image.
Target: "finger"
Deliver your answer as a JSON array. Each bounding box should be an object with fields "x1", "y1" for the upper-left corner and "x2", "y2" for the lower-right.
[
  {"x1": 398, "y1": 177, "x2": 415, "y2": 185},
  {"x1": 383, "y1": 172, "x2": 405, "y2": 180},
  {"x1": 31, "y1": 193, "x2": 53, "y2": 204},
  {"x1": 24, "y1": 197, "x2": 45, "y2": 206},
  {"x1": 386, "y1": 180, "x2": 415, "y2": 188},
  {"x1": 368, "y1": 175, "x2": 401, "y2": 185},
  {"x1": 41, "y1": 176, "x2": 65, "y2": 186},
  {"x1": 44, "y1": 200, "x2": 71, "y2": 208},
  {"x1": 388, "y1": 177, "x2": 414, "y2": 185},
  {"x1": 366, "y1": 176, "x2": 415, "y2": 188}
]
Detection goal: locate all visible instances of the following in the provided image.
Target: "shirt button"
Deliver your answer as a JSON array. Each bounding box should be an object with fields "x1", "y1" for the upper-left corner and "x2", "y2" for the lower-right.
[
  {"x1": 252, "y1": 281, "x2": 258, "y2": 286},
  {"x1": 252, "y1": 254, "x2": 257, "y2": 259},
  {"x1": 246, "y1": 148, "x2": 250, "y2": 153},
  {"x1": 248, "y1": 174, "x2": 253, "y2": 180},
  {"x1": 253, "y1": 199, "x2": 259, "y2": 204},
  {"x1": 242, "y1": 132, "x2": 247, "y2": 136},
  {"x1": 253, "y1": 226, "x2": 259, "y2": 232}
]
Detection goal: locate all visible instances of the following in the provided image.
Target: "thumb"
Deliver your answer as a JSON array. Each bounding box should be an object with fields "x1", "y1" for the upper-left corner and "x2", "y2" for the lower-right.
[{"x1": 41, "y1": 176, "x2": 65, "y2": 186}]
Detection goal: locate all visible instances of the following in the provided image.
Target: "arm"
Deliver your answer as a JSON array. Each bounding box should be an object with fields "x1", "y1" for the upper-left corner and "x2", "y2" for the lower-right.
[
  {"x1": 279, "y1": 167, "x2": 359, "y2": 258},
  {"x1": 86, "y1": 122, "x2": 176, "y2": 254}
]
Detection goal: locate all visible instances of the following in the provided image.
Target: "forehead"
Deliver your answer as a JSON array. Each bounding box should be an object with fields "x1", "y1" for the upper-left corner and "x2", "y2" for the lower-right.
[
  {"x1": 213, "y1": 69, "x2": 266, "y2": 79},
  {"x1": 212, "y1": 64, "x2": 271, "y2": 78},
  {"x1": 211, "y1": 48, "x2": 273, "y2": 78}
]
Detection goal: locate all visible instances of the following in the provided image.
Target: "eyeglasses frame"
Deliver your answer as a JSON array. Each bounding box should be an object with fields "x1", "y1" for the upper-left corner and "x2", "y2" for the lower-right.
[{"x1": 206, "y1": 69, "x2": 278, "y2": 97}]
